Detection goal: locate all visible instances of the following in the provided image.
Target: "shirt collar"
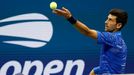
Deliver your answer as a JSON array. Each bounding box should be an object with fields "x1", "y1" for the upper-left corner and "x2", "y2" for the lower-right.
[{"x1": 114, "y1": 31, "x2": 122, "y2": 36}]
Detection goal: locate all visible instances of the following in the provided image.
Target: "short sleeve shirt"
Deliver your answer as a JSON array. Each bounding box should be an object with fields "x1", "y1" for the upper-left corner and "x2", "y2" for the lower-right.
[{"x1": 97, "y1": 31, "x2": 127, "y2": 74}]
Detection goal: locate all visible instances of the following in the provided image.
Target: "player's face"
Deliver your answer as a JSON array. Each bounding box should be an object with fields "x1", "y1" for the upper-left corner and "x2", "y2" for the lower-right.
[{"x1": 105, "y1": 14, "x2": 118, "y2": 32}]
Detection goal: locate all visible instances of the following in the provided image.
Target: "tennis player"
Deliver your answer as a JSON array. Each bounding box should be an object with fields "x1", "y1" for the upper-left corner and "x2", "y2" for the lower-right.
[{"x1": 53, "y1": 7, "x2": 128, "y2": 75}]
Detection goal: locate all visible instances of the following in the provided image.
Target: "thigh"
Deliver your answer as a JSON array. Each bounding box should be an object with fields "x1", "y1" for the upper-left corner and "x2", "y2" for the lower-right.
[{"x1": 89, "y1": 69, "x2": 95, "y2": 75}]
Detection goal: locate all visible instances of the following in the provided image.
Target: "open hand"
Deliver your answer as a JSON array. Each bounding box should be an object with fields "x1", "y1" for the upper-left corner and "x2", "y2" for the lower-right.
[{"x1": 53, "y1": 7, "x2": 72, "y2": 19}]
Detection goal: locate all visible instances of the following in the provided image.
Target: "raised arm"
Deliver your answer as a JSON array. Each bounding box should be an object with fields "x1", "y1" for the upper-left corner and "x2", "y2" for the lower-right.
[{"x1": 53, "y1": 7, "x2": 97, "y2": 40}]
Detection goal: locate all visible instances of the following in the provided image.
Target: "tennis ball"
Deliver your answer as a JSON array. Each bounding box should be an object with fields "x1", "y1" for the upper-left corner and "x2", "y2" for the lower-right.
[{"x1": 50, "y1": 2, "x2": 57, "y2": 10}]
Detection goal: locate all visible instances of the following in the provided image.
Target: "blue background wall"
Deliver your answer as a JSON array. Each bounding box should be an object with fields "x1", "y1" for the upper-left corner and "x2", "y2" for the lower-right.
[{"x1": 0, "y1": 0, "x2": 133, "y2": 74}]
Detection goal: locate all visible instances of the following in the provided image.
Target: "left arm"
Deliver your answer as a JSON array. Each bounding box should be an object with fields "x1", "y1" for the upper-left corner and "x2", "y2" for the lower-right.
[{"x1": 53, "y1": 7, "x2": 97, "y2": 39}]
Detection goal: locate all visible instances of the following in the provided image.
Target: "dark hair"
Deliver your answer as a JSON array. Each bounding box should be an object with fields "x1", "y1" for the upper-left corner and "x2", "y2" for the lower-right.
[{"x1": 109, "y1": 8, "x2": 128, "y2": 30}]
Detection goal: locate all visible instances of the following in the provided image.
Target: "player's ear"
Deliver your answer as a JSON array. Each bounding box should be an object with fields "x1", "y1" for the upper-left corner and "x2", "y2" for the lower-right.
[{"x1": 116, "y1": 23, "x2": 122, "y2": 29}]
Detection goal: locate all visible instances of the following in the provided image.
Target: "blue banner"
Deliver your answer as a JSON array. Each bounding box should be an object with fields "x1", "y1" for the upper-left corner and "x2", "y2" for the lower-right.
[{"x1": 0, "y1": 0, "x2": 133, "y2": 75}]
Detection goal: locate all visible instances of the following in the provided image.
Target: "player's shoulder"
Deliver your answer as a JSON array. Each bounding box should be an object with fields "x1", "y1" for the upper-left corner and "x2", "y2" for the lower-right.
[
  {"x1": 97, "y1": 31, "x2": 114, "y2": 37},
  {"x1": 98, "y1": 31, "x2": 119, "y2": 42},
  {"x1": 98, "y1": 31, "x2": 121, "y2": 36}
]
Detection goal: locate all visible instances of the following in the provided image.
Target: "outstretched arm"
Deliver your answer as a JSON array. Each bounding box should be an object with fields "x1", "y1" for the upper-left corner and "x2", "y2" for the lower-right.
[{"x1": 53, "y1": 7, "x2": 97, "y2": 40}]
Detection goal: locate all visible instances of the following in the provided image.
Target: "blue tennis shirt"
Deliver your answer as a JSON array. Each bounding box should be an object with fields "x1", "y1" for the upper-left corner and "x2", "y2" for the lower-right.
[{"x1": 94, "y1": 31, "x2": 127, "y2": 74}]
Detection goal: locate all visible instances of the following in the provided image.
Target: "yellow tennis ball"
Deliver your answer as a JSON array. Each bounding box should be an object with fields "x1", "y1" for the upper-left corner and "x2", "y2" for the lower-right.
[{"x1": 50, "y1": 2, "x2": 57, "y2": 10}]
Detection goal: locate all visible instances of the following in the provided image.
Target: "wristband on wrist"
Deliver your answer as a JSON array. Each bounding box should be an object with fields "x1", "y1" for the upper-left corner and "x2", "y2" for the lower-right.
[{"x1": 67, "y1": 16, "x2": 77, "y2": 24}]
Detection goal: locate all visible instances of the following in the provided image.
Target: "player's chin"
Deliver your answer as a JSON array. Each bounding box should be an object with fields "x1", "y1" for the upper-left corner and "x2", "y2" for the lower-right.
[
  {"x1": 105, "y1": 30, "x2": 108, "y2": 32},
  {"x1": 105, "y1": 28, "x2": 108, "y2": 31},
  {"x1": 105, "y1": 29, "x2": 111, "y2": 32},
  {"x1": 105, "y1": 27, "x2": 110, "y2": 32}
]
